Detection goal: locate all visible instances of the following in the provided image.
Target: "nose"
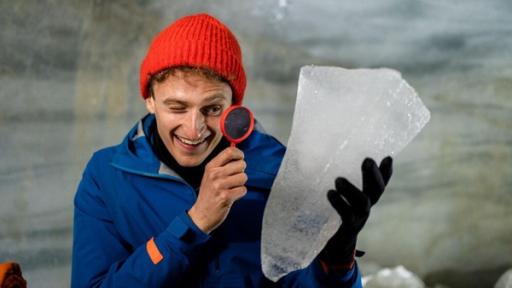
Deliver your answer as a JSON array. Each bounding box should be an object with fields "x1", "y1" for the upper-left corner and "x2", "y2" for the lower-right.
[{"x1": 182, "y1": 110, "x2": 206, "y2": 139}]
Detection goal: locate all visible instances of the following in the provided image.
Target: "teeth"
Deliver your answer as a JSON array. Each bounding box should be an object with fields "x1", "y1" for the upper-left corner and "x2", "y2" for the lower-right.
[{"x1": 176, "y1": 135, "x2": 206, "y2": 145}]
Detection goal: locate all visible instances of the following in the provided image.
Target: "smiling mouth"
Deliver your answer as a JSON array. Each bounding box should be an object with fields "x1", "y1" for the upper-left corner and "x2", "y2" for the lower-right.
[{"x1": 174, "y1": 133, "x2": 211, "y2": 147}]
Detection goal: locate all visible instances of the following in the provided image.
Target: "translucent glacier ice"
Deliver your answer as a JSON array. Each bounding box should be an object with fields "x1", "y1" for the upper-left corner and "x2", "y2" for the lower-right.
[{"x1": 261, "y1": 66, "x2": 431, "y2": 281}]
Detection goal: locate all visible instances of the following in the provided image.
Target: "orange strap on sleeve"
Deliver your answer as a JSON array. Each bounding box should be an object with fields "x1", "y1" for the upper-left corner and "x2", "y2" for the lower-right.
[
  {"x1": 319, "y1": 259, "x2": 355, "y2": 274},
  {"x1": 146, "y1": 237, "x2": 164, "y2": 265},
  {"x1": 319, "y1": 248, "x2": 356, "y2": 274}
]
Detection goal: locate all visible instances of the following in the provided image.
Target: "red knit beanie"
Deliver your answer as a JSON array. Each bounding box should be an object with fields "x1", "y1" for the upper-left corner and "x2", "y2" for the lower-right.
[{"x1": 140, "y1": 13, "x2": 246, "y2": 104}]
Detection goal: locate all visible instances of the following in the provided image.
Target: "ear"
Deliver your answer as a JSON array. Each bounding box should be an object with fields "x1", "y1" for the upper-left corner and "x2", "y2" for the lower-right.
[{"x1": 145, "y1": 96, "x2": 156, "y2": 114}]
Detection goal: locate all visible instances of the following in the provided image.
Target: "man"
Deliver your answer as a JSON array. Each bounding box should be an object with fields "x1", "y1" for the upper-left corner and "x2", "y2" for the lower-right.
[{"x1": 71, "y1": 13, "x2": 392, "y2": 287}]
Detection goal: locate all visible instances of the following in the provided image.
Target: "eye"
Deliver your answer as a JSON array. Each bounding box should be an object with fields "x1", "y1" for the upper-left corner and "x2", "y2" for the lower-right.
[
  {"x1": 203, "y1": 105, "x2": 223, "y2": 116},
  {"x1": 168, "y1": 106, "x2": 186, "y2": 113}
]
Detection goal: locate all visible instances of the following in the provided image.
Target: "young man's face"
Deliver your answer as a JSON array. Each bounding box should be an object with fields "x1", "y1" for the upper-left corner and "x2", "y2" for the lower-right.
[{"x1": 145, "y1": 71, "x2": 232, "y2": 167}]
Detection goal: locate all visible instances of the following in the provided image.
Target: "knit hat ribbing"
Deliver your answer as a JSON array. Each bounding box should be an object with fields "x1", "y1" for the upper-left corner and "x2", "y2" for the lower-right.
[{"x1": 140, "y1": 13, "x2": 246, "y2": 104}]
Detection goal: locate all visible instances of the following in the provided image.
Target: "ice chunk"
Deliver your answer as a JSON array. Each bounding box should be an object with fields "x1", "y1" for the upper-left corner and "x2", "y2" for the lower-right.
[
  {"x1": 261, "y1": 66, "x2": 430, "y2": 281},
  {"x1": 495, "y1": 268, "x2": 512, "y2": 288},
  {"x1": 363, "y1": 266, "x2": 426, "y2": 288}
]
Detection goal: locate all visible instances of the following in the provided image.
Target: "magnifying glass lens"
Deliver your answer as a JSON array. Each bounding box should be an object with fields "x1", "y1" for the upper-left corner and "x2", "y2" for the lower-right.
[
  {"x1": 225, "y1": 108, "x2": 251, "y2": 139},
  {"x1": 220, "y1": 105, "x2": 255, "y2": 145}
]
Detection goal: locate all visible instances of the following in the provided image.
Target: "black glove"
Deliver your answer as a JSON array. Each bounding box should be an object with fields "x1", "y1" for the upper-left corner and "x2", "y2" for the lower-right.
[{"x1": 318, "y1": 156, "x2": 393, "y2": 269}]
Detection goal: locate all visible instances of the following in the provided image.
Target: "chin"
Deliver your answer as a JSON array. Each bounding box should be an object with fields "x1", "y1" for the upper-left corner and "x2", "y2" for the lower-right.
[{"x1": 176, "y1": 157, "x2": 206, "y2": 168}]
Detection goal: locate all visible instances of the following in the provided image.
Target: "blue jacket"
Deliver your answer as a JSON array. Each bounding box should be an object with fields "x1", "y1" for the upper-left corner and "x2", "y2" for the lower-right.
[{"x1": 71, "y1": 114, "x2": 362, "y2": 287}]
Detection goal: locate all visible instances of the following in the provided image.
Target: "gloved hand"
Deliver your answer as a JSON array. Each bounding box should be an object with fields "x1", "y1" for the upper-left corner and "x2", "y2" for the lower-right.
[{"x1": 318, "y1": 156, "x2": 393, "y2": 271}]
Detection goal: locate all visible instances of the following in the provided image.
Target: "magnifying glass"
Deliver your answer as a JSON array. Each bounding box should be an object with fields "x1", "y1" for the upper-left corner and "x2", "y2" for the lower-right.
[{"x1": 220, "y1": 105, "x2": 255, "y2": 147}]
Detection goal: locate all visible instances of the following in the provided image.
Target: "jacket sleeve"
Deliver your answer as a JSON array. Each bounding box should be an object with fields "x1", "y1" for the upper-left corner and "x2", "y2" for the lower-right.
[
  {"x1": 71, "y1": 159, "x2": 209, "y2": 287},
  {"x1": 275, "y1": 259, "x2": 363, "y2": 288}
]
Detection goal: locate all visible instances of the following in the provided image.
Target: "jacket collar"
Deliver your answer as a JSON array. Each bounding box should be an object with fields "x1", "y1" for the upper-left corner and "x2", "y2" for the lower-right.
[{"x1": 110, "y1": 114, "x2": 285, "y2": 191}]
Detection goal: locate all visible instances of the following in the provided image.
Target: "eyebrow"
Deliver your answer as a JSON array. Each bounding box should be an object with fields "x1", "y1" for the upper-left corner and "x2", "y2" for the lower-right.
[
  {"x1": 162, "y1": 98, "x2": 187, "y2": 106},
  {"x1": 162, "y1": 94, "x2": 228, "y2": 106},
  {"x1": 203, "y1": 94, "x2": 228, "y2": 103}
]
